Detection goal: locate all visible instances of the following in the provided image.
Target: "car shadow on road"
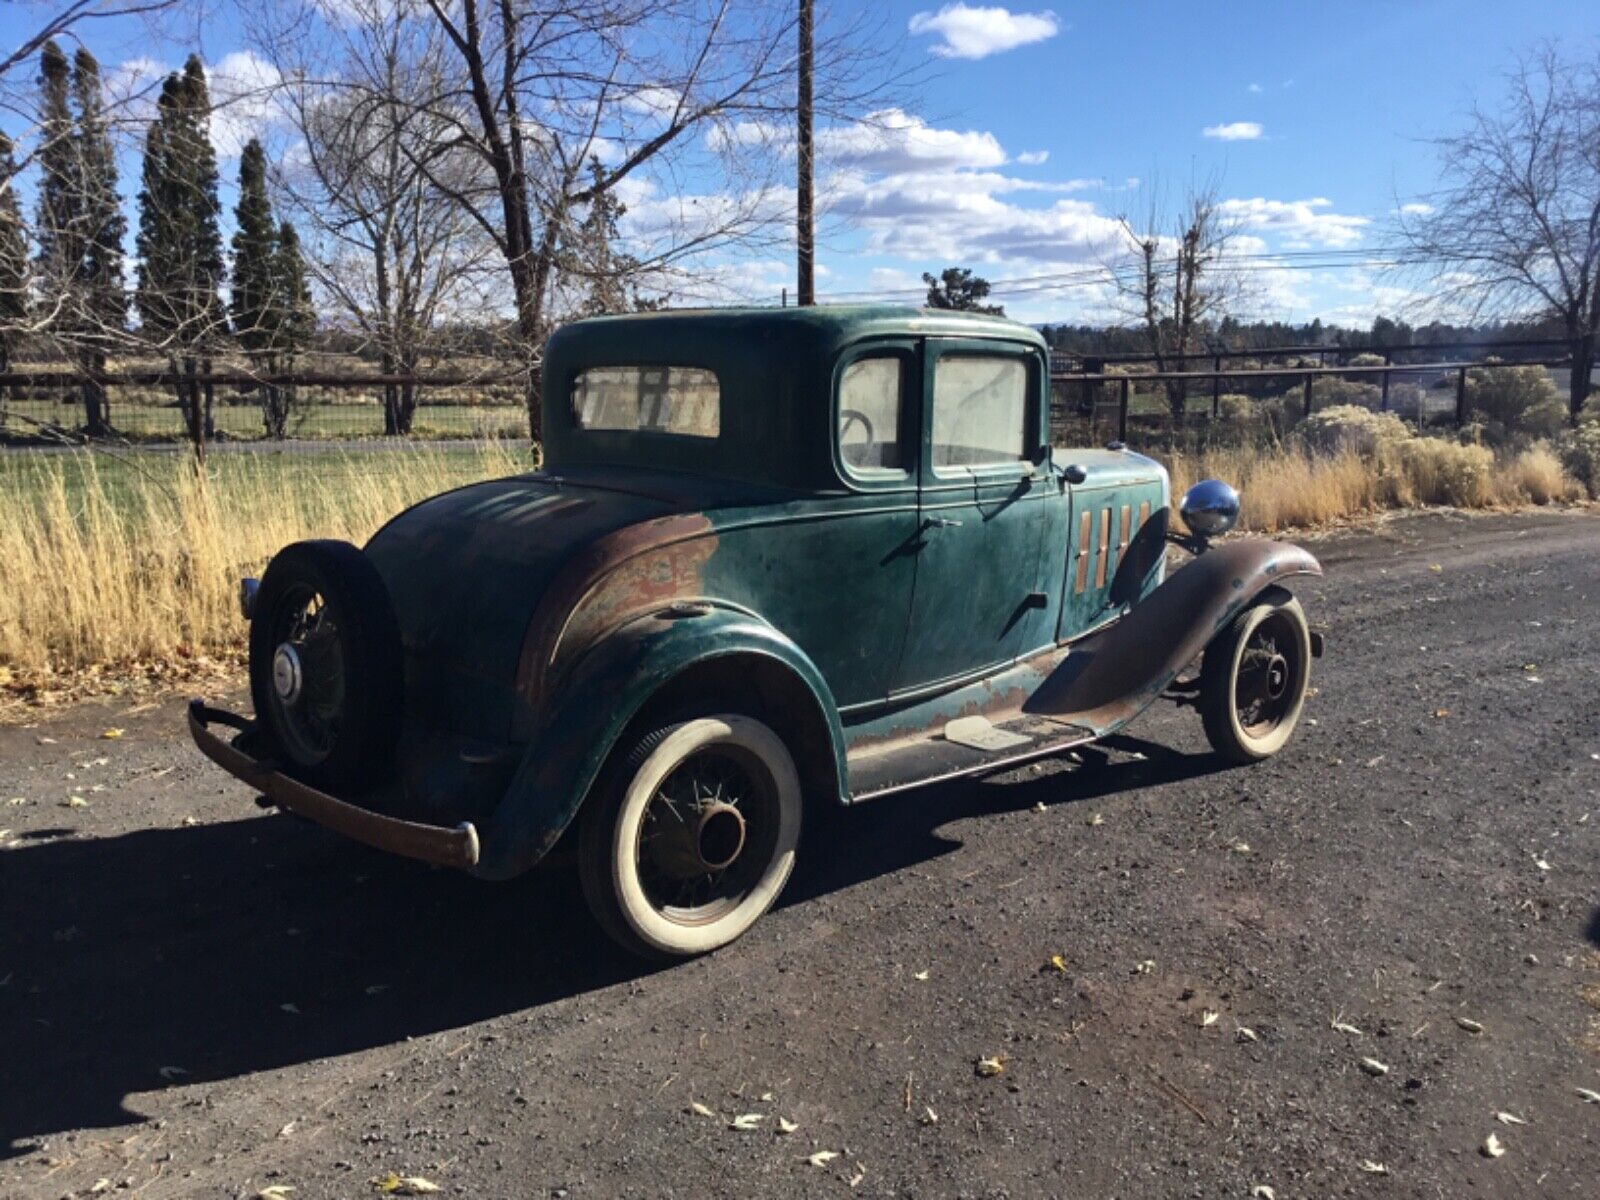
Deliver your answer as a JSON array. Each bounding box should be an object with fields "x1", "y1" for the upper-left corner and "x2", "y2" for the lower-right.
[{"x1": 1, "y1": 735, "x2": 1225, "y2": 1157}]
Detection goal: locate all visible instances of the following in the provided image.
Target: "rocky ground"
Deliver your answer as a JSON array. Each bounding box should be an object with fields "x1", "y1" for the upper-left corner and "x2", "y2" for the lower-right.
[{"x1": 3, "y1": 508, "x2": 1598, "y2": 1199}]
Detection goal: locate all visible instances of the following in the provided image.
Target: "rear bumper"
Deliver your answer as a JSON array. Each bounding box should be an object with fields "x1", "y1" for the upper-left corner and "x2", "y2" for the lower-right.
[{"x1": 187, "y1": 699, "x2": 481, "y2": 870}]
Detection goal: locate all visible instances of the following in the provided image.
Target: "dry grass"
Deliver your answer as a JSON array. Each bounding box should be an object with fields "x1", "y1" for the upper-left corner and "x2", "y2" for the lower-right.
[
  {"x1": 0, "y1": 443, "x2": 524, "y2": 701},
  {"x1": 1164, "y1": 436, "x2": 1586, "y2": 534}
]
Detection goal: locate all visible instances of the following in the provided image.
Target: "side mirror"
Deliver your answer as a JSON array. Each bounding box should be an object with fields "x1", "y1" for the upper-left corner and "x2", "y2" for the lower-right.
[
  {"x1": 1062, "y1": 463, "x2": 1088, "y2": 485},
  {"x1": 1179, "y1": 479, "x2": 1241, "y2": 537}
]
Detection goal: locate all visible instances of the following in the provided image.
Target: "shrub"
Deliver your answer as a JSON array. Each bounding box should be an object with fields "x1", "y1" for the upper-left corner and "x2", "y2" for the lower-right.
[
  {"x1": 1299, "y1": 404, "x2": 1411, "y2": 458},
  {"x1": 1557, "y1": 421, "x2": 1600, "y2": 497},
  {"x1": 1464, "y1": 363, "x2": 1563, "y2": 443},
  {"x1": 1503, "y1": 443, "x2": 1576, "y2": 505},
  {"x1": 1387, "y1": 437, "x2": 1494, "y2": 508}
]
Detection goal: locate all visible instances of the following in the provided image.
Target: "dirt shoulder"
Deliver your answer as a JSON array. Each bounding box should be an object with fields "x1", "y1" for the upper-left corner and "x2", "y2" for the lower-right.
[{"x1": 3, "y1": 508, "x2": 1599, "y2": 1198}]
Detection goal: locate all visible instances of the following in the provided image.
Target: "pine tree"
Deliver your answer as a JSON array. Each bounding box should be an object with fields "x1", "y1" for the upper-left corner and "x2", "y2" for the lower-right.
[
  {"x1": 0, "y1": 132, "x2": 27, "y2": 391},
  {"x1": 73, "y1": 49, "x2": 125, "y2": 433},
  {"x1": 136, "y1": 55, "x2": 225, "y2": 450},
  {"x1": 229, "y1": 139, "x2": 276, "y2": 358},
  {"x1": 271, "y1": 221, "x2": 314, "y2": 435}
]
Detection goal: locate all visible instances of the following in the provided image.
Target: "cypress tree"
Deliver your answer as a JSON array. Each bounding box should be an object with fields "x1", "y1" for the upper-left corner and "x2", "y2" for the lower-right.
[
  {"x1": 73, "y1": 49, "x2": 125, "y2": 433},
  {"x1": 272, "y1": 220, "x2": 314, "y2": 435},
  {"x1": 136, "y1": 55, "x2": 225, "y2": 450},
  {"x1": 34, "y1": 41, "x2": 79, "y2": 307},
  {"x1": 231, "y1": 139, "x2": 296, "y2": 435},
  {"x1": 0, "y1": 132, "x2": 27, "y2": 391}
]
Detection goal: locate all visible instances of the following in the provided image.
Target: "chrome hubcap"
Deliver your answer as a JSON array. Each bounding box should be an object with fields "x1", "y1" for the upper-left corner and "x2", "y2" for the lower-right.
[{"x1": 272, "y1": 643, "x2": 303, "y2": 704}]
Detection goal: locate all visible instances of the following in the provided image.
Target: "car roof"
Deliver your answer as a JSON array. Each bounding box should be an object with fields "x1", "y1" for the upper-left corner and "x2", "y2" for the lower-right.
[{"x1": 557, "y1": 304, "x2": 1047, "y2": 348}]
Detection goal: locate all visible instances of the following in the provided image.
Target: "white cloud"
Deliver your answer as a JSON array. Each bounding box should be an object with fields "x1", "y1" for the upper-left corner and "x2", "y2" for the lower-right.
[
  {"x1": 711, "y1": 109, "x2": 1008, "y2": 174},
  {"x1": 1218, "y1": 196, "x2": 1370, "y2": 248},
  {"x1": 1247, "y1": 82, "x2": 1263, "y2": 93},
  {"x1": 1202, "y1": 121, "x2": 1263, "y2": 141},
  {"x1": 207, "y1": 50, "x2": 286, "y2": 157},
  {"x1": 908, "y1": 4, "x2": 1060, "y2": 60},
  {"x1": 1399, "y1": 202, "x2": 1434, "y2": 216},
  {"x1": 1016, "y1": 149, "x2": 1049, "y2": 165}
]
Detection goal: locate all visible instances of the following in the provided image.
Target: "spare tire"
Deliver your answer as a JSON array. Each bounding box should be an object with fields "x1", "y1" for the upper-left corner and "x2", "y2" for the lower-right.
[{"x1": 248, "y1": 540, "x2": 403, "y2": 793}]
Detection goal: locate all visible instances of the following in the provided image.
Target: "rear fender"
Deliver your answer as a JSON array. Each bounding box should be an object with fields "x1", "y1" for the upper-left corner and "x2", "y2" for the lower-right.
[
  {"x1": 1026, "y1": 539, "x2": 1321, "y2": 733},
  {"x1": 472, "y1": 605, "x2": 845, "y2": 879}
]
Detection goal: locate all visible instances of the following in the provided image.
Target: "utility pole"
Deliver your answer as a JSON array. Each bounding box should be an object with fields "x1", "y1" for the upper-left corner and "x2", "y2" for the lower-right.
[{"x1": 796, "y1": 0, "x2": 815, "y2": 306}]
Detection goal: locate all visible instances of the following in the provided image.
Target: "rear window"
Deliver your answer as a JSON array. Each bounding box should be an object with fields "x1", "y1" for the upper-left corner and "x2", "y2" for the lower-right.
[{"x1": 570, "y1": 366, "x2": 720, "y2": 438}]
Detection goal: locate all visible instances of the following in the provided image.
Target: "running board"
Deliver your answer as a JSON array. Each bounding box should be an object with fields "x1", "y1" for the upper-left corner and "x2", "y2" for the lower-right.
[{"x1": 848, "y1": 713, "x2": 1097, "y2": 802}]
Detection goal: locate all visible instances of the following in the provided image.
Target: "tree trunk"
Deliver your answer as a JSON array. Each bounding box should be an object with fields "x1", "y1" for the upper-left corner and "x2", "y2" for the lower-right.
[
  {"x1": 81, "y1": 349, "x2": 110, "y2": 436},
  {"x1": 1571, "y1": 330, "x2": 1595, "y2": 425},
  {"x1": 182, "y1": 355, "x2": 205, "y2": 465},
  {"x1": 381, "y1": 349, "x2": 400, "y2": 435}
]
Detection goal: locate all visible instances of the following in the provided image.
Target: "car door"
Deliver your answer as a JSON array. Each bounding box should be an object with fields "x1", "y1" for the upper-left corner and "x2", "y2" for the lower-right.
[{"x1": 890, "y1": 339, "x2": 1050, "y2": 695}]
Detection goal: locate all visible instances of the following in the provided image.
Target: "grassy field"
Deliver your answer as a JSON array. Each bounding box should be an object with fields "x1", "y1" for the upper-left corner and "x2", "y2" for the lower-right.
[
  {"x1": 1, "y1": 397, "x2": 529, "y2": 441},
  {"x1": 0, "y1": 442, "x2": 530, "y2": 699},
  {"x1": 0, "y1": 433, "x2": 1587, "y2": 705}
]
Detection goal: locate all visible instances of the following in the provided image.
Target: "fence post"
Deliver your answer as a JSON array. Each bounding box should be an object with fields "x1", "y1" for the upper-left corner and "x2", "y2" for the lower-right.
[
  {"x1": 1302, "y1": 373, "x2": 1314, "y2": 418},
  {"x1": 1380, "y1": 350, "x2": 1391, "y2": 411},
  {"x1": 1118, "y1": 376, "x2": 1129, "y2": 443},
  {"x1": 1455, "y1": 365, "x2": 1468, "y2": 427},
  {"x1": 1211, "y1": 354, "x2": 1221, "y2": 418}
]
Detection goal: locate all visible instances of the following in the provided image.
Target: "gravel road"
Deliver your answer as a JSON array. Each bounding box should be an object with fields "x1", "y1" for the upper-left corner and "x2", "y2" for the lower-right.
[{"x1": 3, "y1": 509, "x2": 1599, "y2": 1199}]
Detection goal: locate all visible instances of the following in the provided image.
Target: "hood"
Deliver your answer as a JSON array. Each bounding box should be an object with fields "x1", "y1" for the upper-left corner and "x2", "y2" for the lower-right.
[{"x1": 365, "y1": 473, "x2": 679, "y2": 741}]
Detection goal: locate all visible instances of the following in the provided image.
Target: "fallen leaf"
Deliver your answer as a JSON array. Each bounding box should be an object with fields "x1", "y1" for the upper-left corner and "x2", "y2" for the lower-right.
[
  {"x1": 1534, "y1": 857, "x2": 1551, "y2": 872},
  {"x1": 1134, "y1": 959, "x2": 1156, "y2": 975},
  {"x1": 277, "y1": 1121, "x2": 297, "y2": 1138},
  {"x1": 370, "y1": 1174, "x2": 440, "y2": 1195},
  {"x1": 1032, "y1": 801, "x2": 1046, "y2": 813},
  {"x1": 1454, "y1": 1016, "x2": 1484, "y2": 1034},
  {"x1": 688, "y1": 1101, "x2": 716, "y2": 1118},
  {"x1": 760, "y1": 1091, "x2": 776, "y2": 1102},
  {"x1": 1434, "y1": 708, "x2": 1450, "y2": 718},
  {"x1": 1428, "y1": 563, "x2": 1442, "y2": 572},
  {"x1": 100, "y1": 728, "x2": 124, "y2": 740},
  {"x1": 256, "y1": 1188, "x2": 295, "y2": 1200},
  {"x1": 1359, "y1": 1160, "x2": 1389, "y2": 1175},
  {"x1": 1576, "y1": 1087, "x2": 1600, "y2": 1104},
  {"x1": 1331, "y1": 1017, "x2": 1363, "y2": 1036},
  {"x1": 1251, "y1": 1187, "x2": 1276, "y2": 1200},
  {"x1": 61, "y1": 795, "x2": 88, "y2": 808},
  {"x1": 919, "y1": 1106, "x2": 938, "y2": 1125},
  {"x1": 1087, "y1": 812, "x2": 1104, "y2": 826},
  {"x1": 7, "y1": 797, "x2": 26, "y2": 806},
  {"x1": 1360, "y1": 1057, "x2": 1390, "y2": 1077},
  {"x1": 729, "y1": 1113, "x2": 765, "y2": 1131},
  {"x1": 807, "y1": 1150, "x2": 839, "y2": 1167},
  {"x1": 975, "y1": 1055, "x2": 1007, "y2": 1077},
  {"x1": 849, "y1": 1167, "x2": 865, "y2": 1187},
  {"x1": 913, "y1": 969, "x2": 929, "y2": 981},
  {"x1": 1044, "y1": 954, "x2": 1068, "y2": 974},
  {"x1": 1201, "y1": 1011, "x2": 1219, "y2": 1027},
  {"x1": 1481, "y1": 1133, "x2": 1505, "y2": 1158},
  {"x1": 89, "y1": 1181, "x2": 112, "y2": 1195},
  {"x1": 777, "y1": 1117, "x2": 798, "y2": 1135},
  {"x1": 158, "y1": 1065, "x2": 188, "y2": 1080},
  {"x1": 1236, "y1": 1026, "x2": 1259, "y2": 1043},
  {"x1": 1228, "y1": 840, "x2": 1251, "y2": 854},
  {"x1": 181, "y1": 816, "x2": 201, "y2": 827},
  {"x1": 1495, "y1": 1111, "x2": 1527, "y2": 1126}
]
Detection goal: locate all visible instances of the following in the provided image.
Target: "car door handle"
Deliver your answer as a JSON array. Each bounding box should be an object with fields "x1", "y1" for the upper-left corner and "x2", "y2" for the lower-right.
[{"x1": 922, "y1": 516, "x2": 964, "y2": 529}]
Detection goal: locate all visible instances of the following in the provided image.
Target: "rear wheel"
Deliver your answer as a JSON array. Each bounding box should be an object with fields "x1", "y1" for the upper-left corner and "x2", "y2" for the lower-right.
[
  {"x1": 1199, "y1": 590, "x2": 1312, "y2": 763},
  {"x1": 579, "y1": 715, "x2": 802, "y2": 959},
  {"x1": 248, "y1": 540, "x2": 402, "y2": 792}
]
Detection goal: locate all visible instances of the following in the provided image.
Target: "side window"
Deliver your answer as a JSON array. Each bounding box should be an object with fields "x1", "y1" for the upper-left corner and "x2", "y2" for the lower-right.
[
  {"x1": 931, "y1": 356, "x2": 1028, "y2": 471},
  {"x1": 838, "y1": 355, "x2": 904, "y2": 473}
]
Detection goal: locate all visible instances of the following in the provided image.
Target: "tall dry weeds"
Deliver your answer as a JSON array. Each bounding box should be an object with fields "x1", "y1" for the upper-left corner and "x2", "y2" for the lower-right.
[{"x1": 0, "y1": 443, "x2": 524, "y2": 683}]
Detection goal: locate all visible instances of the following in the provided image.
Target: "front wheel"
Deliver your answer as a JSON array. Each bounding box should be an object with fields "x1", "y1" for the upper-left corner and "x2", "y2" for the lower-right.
[
  {"x1": 579, "y1": 715, "x2": 802, "y2": 959},
  {"x1": 1199, "y1": 589, "x2": 1313, "y2": 763}
]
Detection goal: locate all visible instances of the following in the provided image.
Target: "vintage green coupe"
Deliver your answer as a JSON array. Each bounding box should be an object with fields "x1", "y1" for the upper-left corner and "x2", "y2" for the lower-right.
[{"x1": 190, "y1": 306, "x2": 1322, "y2": 957}]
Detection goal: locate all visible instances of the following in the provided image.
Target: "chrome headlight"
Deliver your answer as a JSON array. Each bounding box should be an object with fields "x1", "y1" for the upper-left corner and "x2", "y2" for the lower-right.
[{"x1": 1179, "y1": 479, "x2": 1240, "y2": 537}]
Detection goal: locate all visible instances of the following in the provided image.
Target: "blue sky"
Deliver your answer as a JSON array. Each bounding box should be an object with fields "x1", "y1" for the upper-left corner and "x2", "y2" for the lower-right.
[{"x1": 3, "y1": 0, "x2": 1597, "y2": 327}]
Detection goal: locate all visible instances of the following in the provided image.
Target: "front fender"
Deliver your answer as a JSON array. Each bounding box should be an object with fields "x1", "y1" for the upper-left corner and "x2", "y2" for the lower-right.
[
  {"x1": 472, "y1": 604, "x2": 845, "y2": 880},
  {"x1": 1026, "y1": 538, "x2": 1321, "y2": 733}
]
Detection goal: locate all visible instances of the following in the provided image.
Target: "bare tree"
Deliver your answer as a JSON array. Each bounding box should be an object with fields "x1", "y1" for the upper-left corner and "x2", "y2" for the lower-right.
[
  {"x1": 1398, "y1": 47, "x2": 1600, "y2": 422},
  {"x1": 411, "y1": 0, "x2": 892, "y2": 439},
  {"x1": 260, "y1": 0, "x2": 500, "y2": 435},
  {"x1": 1116, "y1": 178, "x2": 1245, "y2": 424},
  {"x1": 0, "y1": 2, "x2": 183, "y2": 87}
]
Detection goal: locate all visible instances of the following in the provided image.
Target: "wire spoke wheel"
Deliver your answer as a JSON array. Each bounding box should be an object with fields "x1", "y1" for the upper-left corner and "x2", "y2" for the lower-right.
[
  {"x1": 267, "y1": 584, "x2": 347, "y2": 764},
  {"x1": 1200, "y1": 592, "x2": 1313, "y2": 763},
  {"x1": 581, "y1": 714, "x2": 802, "y2": 959}
]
